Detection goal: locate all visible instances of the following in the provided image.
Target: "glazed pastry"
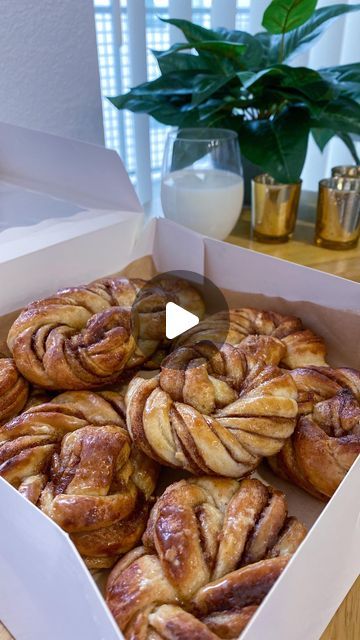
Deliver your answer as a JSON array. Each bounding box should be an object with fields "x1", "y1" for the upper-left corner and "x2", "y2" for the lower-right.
[
  {"x1": 0, "y1": 389, "x2": 127, "y2": 500},
  {"x1": 0, "y1": 357, "x2": 29, "y2": 424},
  {"x1": 7, "y1": 275, "x2": 204, "y2": 389},
  {"x1": 0, "y1": 390, "x2": 158, "y2": 567},
  {"x1": 175, "y1": 308, "x2": 327, "y2": 369},
  {"x1": 40, "y1": 424, "x2": 158, "y2": 569},
  {"x1": 126, "y1": 336, "x2": 298, "y2": 477},
  {"x1": 106, "y1": 476, "x2": 306, "y2": 638},
  {"x1": 269, "y1": 367, "x2": 360, "y2": 499}
]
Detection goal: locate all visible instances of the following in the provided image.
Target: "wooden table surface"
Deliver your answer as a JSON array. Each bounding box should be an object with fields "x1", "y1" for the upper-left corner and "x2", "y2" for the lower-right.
[
  {"x1": 1, "y1": 212, "x2": 359, "y2": 640},
  {"x1": 228, "y1": 209, "x2": 360, "y2": 282}
]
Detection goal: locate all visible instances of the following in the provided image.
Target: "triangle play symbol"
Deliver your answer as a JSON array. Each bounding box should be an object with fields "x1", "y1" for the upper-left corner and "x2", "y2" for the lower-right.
[{"x1": 165, "y1": 302, "x2": 199, "y2": 340}]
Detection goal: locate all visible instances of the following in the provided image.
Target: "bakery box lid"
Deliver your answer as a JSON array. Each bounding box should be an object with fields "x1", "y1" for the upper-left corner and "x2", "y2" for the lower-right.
[{"x1": 0, "y1": 121, "x2": 144, "y2": 262}]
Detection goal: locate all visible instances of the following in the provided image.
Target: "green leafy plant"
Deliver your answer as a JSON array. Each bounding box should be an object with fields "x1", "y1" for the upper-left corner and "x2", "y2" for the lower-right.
[{"x1": 109, "y1": 0, "x2": 360, "y2": 183}]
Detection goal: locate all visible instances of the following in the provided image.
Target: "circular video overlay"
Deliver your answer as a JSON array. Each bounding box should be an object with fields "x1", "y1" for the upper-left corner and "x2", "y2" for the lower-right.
[{"x1": 130, "y1": 270, "x2": 230, "y2": 370}]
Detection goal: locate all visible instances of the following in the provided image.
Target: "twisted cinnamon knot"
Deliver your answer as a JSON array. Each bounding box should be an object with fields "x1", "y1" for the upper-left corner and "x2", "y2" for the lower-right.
[
  {"x1": 269, "y1": 367, "x2": 360, "y2": 499},
  {"x1": 175, "y1": 308, "x2": 327, "y2": 369},
  {"x1": 7, "y1": 276, "x2": 204, "y2": 390},
  {"x1": 0, "y1": 389, "x2": 126, "y2": 501},
  {"x1": 0, "y1": 357, "x2": 29, "y2": 424},
  {"x1": 40, "y1": 424, "x2": 158, "y2": 569},
  {"x1": 126, "y1": 337, "x2": 298, "y2": 477},
  {"x1": 106, "y1": 477, "x2": 306, "y2": 639},
  {"x1": 0, "y1": 390, "x2": 158, "y2": 566}
]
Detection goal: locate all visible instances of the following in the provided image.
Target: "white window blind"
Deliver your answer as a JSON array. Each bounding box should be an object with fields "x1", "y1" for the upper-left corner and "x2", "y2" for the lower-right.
[
  {"x1": 94, "y1": 0, "x2": 250, "y2": 202},
  {"x1": 94, "y1": 0, "x2": 359, "y2": 200}
]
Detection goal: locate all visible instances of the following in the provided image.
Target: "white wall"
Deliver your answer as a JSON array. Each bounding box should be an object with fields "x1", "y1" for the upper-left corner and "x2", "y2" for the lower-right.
[{"x1": 0, "y1": 0, "x2": 104, "y2": 145}]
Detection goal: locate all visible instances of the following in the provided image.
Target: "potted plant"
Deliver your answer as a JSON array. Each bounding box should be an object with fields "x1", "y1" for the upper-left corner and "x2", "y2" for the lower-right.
[{"x1": 109, "y1": 0, "x2": 360, "y2": 200}]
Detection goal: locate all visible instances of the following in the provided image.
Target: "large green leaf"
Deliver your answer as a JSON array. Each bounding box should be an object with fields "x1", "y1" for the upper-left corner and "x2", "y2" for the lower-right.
[
  {"x1": 190, "y1": 75, "x2": 235, "y2": 107},
  {"x1": 110, "y1": 75, "x2": 232, "y2": 128},
  {"x1": 166, "y1": 41, "x2": 247, "y2": 66},
  {"x1": 254, "y1": 32, "x2": 279, "y2": 66},
  {"x1": 108, "y1": 73, "x2": 198, "y2": 125},
  {"x1": 108, "y1": 94, "x2": 186, "y2": 126},
  {"x1": 284, "y1": 3, "x2": 360, "y2": 60},
  {"x1": 311, "y1": 127, "x2": 334, "y2": 151},
  {"x1": 108, "y1": 92, "x2": 190, "y2": 126},
  {"x1": 312, "y1": 128, "x2": 360, "y2": 163},
  {"x1": 152, "y1": 50, "x2": 210, "y2": 74},
  {"x1": 213, "y1": 29, "x2": 264, "y2": 69},
  {"x1": 161, "y1": 19, "x2": 261, "y2": 70},
  {"x1": 197, "y1": 98, "x2": 236, "y2": 125},
  {"x1": 238, "y1": 106, "x2": 310, "y2": 182},
  {"x1": 319, "y1": 63, "x2": 360, "y2": 101},
  {"x1": 129, "y1": 72, "x2": 196, "y2": 97},
  {"x1": 310, "y1": 96, "x2": 360, "y2": 135},
  {"x1": 127, "y1": 70, "x2": 234, "y2": 104},
  {"x1": 321, "y1": 62, "x2": 360, "y2": 85},
  {"x1": 337, "y1": 132, "x2": 360, "y2": 164},
  {"x1": 238, "y1": 65, "x2": 333, "y2": 102},
  {"x1": 263, "y1": 0, "x2": 318, "y2": 35},
  {"x1": 161, "y1": 18, "x2": 219, "y2": 43},
  {"x1": 109, "y1": 71, "x2": 241, "y2": 126},
  {"x1": 258, "y1": 4, "x2": 360, "y2": 64}
]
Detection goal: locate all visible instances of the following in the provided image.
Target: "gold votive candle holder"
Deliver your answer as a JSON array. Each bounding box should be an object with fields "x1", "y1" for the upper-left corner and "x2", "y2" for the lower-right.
[
  {"x1": 331, "y1": 165, "x2": 360, "y2": 179},
  {"x1": 315, "y1": 177, "x2": 360, "y2": 250},
  {"x1": 251, "y1": 174, "x2": 302, "y2": 243}
]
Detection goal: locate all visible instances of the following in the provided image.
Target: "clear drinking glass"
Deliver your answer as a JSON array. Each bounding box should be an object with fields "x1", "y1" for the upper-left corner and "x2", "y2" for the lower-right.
[{"x1": 161, "y1": 128, "x2": 244, "y2": 240}]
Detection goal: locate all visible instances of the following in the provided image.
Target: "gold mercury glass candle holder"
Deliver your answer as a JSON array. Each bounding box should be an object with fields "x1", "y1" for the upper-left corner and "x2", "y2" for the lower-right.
[
  {"x1": 315, "y1": 177, "x2": 360, "y2": 250},
  {"x1": 251, "y1": 174, "x2": 302, "y2": 243},
  {"x1": 331, "y1": 165, "x2": 360, "y2": 179}
]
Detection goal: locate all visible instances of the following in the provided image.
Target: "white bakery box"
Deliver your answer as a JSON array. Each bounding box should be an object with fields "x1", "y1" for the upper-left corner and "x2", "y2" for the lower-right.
[{"x1": 0, "y1": 122, "x2": 359, "y2": 640}]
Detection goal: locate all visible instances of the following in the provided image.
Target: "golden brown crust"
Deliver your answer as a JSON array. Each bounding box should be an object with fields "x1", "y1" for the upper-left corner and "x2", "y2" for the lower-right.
[
  {"x1": 190, "y1": 555, "x2": 290, "y2": 617},
  {"x1": 202, "y1": 607, "x2": 258, "y2": 639},
  {"x1": 126, "y1": 338, "x2": 298, "y2": 477},
  {"x1": 0, "y1": 390, "x2": 158, "y2": 565},
  {"x1": 0, "y1": 357, "x2": 29, "y2": 424},
  {"x1": 39, "y1": 425, "x2": 137, "y2": 532},
  {"x1": 269, "y1": 367, "x2": 360, "y2": 499},
  {"x1": 7, "y1": 276, "x2": 204, "y2": 389},
  {"x1": 7, "y1": 280, "x2": 138, "y2": 389},
  {"x1": 149, "y1": 605, "x2": 220, "y2": 640},
  {"x1": 106, "y1": 477, "x2": 306, "y2": 638},
  {"x1": 175, "y1": 308, "x2": 327, "y2": 369}
]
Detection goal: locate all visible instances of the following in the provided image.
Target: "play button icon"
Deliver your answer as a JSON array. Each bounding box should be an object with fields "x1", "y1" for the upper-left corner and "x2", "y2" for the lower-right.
[
  {"x1": 130, "y1": 269, "x2": 230, "y2": 369},
  {"x1": 165, "y1": 302, "x2": 199, "y2": 340}
]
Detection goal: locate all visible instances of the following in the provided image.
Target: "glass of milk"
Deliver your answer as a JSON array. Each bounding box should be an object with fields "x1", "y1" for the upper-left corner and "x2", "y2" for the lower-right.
[{"x1": 161, "y1": 128, "x2": 244, "y2": 240}]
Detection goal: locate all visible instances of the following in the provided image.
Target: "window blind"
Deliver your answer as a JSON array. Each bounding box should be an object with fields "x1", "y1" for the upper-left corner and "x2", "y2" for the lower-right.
[{"x1": 94, "y1": 0, "x2": 250, "y2": 203}]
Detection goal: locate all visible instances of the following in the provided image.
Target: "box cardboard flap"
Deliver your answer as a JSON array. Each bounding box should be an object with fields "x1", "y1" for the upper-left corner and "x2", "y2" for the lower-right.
[
  {"x1": 241, "y1": 458, "x2": 360, "y2": 640},
  {"x1": 0, "y1": 121, "x2": 142, "y2": 212},
  {"x1": 0, "y1": 216, "x2": 143, "y2": 314},
  {"x1": 0, "y1": 479, "x2": 121, "y2": 640},
  {"x1": 0, "y1": 209, "x2": 142, "y2": 264},
  {"x1": 153, "y1": 218, "x2": 205, "y2": 274},
  {"x1": 204, "y1": 237, "x2": 360, "y2": 311}
]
